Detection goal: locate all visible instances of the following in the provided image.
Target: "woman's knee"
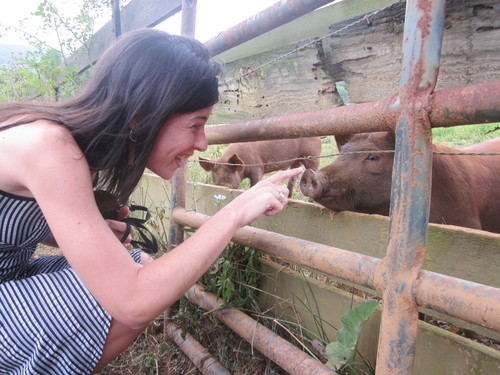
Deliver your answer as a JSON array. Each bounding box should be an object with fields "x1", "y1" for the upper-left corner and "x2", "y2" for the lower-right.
[{"x1": 93, "y1": 318, "x2": 149, "y2": 373}]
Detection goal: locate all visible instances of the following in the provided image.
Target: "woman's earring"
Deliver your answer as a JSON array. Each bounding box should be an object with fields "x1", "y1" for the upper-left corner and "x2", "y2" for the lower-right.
[
  {"x1": 128, "y1": 130, "x2": 137, "y2": 165},
  {"x1": 129, "y1": 129, "x2": 137, "y2": 142}
]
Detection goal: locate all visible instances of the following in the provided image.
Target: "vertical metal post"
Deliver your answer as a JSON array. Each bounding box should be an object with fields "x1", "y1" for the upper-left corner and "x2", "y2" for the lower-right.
[
  {"x1": 167, "y1": 168, "x2": 186, "y2": 252},
  {"x1": 375, "y1": 0, "x2": 446, "y2": 374},
  {"x1": 166, "y1": 0, "x2": 199, "y2": 322},
  {"x1": 181, "y1": 0, "x2": 197, "y2": 38},
  {"x1": 167, "y1": 0, "x2": 198, "y2": 253},
  {"x1": 111, "y1": 0, "x2": 121, "y2": 38}
]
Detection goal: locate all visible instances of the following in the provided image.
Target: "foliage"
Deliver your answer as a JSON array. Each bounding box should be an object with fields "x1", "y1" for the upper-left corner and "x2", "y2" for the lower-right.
[
  {"x1": 0, "y1": 0, "x2": 110, "y2": 101},
  {"x1": 201, "y1": 242, "x2": 262, "y2": 309},
  {"x1": 0, "y1": 48, "x2": 80, "y2": 101},
  {"x1": 325, "y1": 300, "x2": 379, "y2": 374},
  {"x1": 31, "y1": 0, "x2": 107, "y2": 58}
]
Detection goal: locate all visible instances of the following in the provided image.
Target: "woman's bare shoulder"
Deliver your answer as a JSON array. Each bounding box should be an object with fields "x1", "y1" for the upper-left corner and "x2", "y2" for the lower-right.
[
  {"x1": 2, "y1": 119, "x2": 75, "y2": 146},
  {"x1": 0, "y1": 120, "x2": 87, "y2": 197},
  {"x1": 1, "y1": 119, "x2": 73, "y2": 149}
]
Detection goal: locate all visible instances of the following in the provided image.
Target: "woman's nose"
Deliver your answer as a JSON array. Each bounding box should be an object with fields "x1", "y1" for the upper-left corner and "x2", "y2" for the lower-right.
[{"x1": 194, "y1": 131, "x2": 208, "y2": 151}]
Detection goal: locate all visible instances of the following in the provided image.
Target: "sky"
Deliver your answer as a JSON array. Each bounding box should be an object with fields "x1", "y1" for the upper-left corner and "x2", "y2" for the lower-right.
[{"x1": 0, "y1": 0, "x2": 279, "y2": 48}]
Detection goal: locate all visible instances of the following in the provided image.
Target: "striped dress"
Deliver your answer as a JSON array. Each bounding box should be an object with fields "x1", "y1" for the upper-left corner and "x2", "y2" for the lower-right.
[{"x1": 0, "y1": 189, "x2": 141, "y2": 374}]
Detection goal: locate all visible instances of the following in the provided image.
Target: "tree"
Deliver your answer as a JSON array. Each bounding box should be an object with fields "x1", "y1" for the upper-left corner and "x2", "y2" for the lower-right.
[{"x1": 0, "y1": 0, "x2": 110, "y2": 101}]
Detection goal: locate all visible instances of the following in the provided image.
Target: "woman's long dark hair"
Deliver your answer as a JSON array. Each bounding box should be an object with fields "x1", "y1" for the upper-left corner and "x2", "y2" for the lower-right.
[{"x1": 0, "y1": 28, "x2": 221, "y2": 204}]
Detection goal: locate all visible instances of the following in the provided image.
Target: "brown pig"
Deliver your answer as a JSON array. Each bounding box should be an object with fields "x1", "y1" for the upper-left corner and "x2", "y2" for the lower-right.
[
  {"x1": 199, "y1": 137, "x2": 322, "y2": 193},
  {"x1": 299, "y1": 131, "x2": 500, "y2": 233}
]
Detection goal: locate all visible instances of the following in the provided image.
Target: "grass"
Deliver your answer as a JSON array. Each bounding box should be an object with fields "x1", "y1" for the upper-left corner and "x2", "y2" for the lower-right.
[
  {"x1": 97, "y1": 244, "x2": 302, "y2": 375},
  {"x1": 432, "y1": 123, "x2": 500, "y2": 147}
]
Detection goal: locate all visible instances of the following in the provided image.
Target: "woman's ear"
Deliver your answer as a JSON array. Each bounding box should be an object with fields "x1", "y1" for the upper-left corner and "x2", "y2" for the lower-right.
[{"x1": 129, "y1": 118, "x2": 139, "y2": 140}]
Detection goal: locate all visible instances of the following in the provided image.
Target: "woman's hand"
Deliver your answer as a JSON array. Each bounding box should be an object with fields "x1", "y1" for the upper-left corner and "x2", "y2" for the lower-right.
[
  {"x1": 105, "y1": 206, "x2": 133, "y2": 244},
  {"x1": 220, "y1": 167, "x2": 304, "y2": 228}
]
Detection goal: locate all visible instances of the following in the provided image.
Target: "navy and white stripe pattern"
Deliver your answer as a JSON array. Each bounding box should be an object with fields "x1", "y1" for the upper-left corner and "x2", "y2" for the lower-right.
[
  {"x1": 0, "y1": 268, "x2": 111, "y2": 374},
  {"x1": 0, "y1": 190, "x2": 51, "y2": 282},
  {"x1": 0, "y1": 189, "x2": 142, "y2": 374}
]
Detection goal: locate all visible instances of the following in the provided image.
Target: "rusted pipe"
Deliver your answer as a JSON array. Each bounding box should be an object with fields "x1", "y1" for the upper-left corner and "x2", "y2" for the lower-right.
[
  {"x1": 166, "y1": 7, "x2": 196, "y2": 320},
  {"x1": 205, "y1": 0, "x2": 336, "y2": 56},
  {"x1": 416, "y1": 272, "x2": 500, "y2": 332},
  {"x1": 206, "y1": 96, "x2": 398, "y2": 144},
  {"x1": 172, "y1": 209, "x2": 500, "y2": 334},
  {"x1": 185, "y1": 284, "x2": 337, "y2": 375},
  {"x1": 173, "y1": 208, "x2": 379, "y2": 290},
  {"x1": 168, "y1": 2, "x2": 196, "y2": 251},
  {"x1": 429, "y1": 81, "x2": 500, "y2": 127},
  {"x1": 165, "y1": 321, "x2": 231, "y2": 374},
  {"x1": 205, "y1": 81, "x2": 500, "y2": 145}
]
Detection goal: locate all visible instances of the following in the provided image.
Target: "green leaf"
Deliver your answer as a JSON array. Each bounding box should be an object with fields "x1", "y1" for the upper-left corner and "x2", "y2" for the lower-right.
[
  {"x1": 336, "y1": 326, "x2": 356, "y2": 349},
  {"x1": 326, "y1": 341, "x2": 352, "y2": 366},
  {"x1": 326, "y1": 300, "x2": 379, "y2": 367},
  {"x1": 341, "y1": 300, "x2": 379, "y2": 336}
]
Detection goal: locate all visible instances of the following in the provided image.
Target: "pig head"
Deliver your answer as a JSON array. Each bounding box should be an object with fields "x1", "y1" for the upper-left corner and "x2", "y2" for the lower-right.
[
  {"x1": 300, "y1": 132, "x2": 394, "y2": 216},
  {"x1": 300, "y1": 131, "x2": 500, "y2": 233},
  {"x1": 199, "y1": 137, "x2": 321, "y2": 193}
]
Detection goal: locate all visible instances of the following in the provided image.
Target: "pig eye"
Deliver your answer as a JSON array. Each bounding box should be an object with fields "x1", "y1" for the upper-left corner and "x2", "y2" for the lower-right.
[{"x1": 366, "y1": 154, "x2": 379, "y2": 161}]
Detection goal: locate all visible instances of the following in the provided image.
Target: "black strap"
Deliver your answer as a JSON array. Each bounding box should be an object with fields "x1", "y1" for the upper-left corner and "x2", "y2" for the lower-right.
[
  {"x1": 122, "y1": 205, "x2": 159, "y2": 254},
  {"x1": 94, "y1": 190, "x2": 159, "y2": 254}
]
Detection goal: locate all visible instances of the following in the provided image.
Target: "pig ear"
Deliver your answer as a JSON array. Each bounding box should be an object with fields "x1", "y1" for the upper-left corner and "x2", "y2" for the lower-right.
[
  {"x1": 334, "y1": 134, "x2": 352, "y2": 151},
  {"x1": 228, "y1": 154, "x2": 245, "y2": 172},
  {"x1": 199, "y1": 157, "x2": 215, "y2": 172},
  {"x1": 384, "y1": 131, "x2": 396, "y2": 148}
]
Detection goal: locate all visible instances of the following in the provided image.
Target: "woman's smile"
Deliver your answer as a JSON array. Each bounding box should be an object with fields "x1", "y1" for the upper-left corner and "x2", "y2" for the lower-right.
[{"x1": 147, "y1": 106, "x2": 213, "y2": 179}]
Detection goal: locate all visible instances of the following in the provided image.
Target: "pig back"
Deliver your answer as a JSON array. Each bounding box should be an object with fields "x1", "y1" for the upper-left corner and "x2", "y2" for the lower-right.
[
  {"x1": 248, "y1": 137, "x2": 321, "y2": 173},
  {"x1": 430, "y1": 138, "x2": 500, "y2": 232}
]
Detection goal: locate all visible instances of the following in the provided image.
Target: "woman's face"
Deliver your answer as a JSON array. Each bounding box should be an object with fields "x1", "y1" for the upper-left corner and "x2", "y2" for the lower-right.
[{"x1": 146, "y1": 106, "x2": 213, "y2": 179}]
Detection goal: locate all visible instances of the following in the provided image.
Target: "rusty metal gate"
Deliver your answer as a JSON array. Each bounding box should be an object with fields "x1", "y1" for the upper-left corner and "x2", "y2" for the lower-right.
[{"x1": 166, "y1": 0, "x2": 500, "y2": 374}]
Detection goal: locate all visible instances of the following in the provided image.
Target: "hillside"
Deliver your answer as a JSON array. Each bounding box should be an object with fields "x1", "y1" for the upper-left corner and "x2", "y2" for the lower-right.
[{"x1": 0, "y1": 44, "x2": 33, "y2": 66}]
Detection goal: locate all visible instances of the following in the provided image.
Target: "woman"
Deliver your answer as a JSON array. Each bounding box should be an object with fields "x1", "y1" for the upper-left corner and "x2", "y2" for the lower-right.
[{"x1": 0, "y1": 28, "x2": 301, "y2": 374}]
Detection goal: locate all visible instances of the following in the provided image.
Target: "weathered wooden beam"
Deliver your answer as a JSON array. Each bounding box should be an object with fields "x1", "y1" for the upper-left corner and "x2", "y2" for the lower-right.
[{"x1": 67, "y1": 0, "x2": 182, "y2": 72}]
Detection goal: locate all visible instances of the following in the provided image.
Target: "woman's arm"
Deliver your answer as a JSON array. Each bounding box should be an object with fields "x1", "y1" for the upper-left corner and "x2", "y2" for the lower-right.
[
  {"x1": 18, "y1": 122, "x2": 300, "y2": 328},
  {"x1": 40, "y1": 212, "x2": 133, "y2": 248},
  {"x1": 126, "y1": 171, "x2": 298, "y2": 324}
]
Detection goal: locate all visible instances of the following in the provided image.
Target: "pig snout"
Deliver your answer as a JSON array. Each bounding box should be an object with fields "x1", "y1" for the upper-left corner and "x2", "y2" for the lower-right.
[{"x1": 300, "y1": 169, "x2": 324, "y2": 198}]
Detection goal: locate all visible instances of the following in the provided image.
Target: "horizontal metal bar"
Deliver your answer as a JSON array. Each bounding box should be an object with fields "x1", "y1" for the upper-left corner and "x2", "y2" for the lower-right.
[
  {"x1": 206, "y1": 81, "x2": 500, "y2": 144},
  {"x1": 173, "y1": 208, "x2": 378, "y2": 290},
  {"x1": 429, "y1": 81, "x2": 500, "y2": 127},
  {"x1": 204, "y1": 0, "x2": 336, "y2": 56},
  {"x1": 172, "y1": 208, "x2": 500, "y2": 332},
  {"x1": 165, "y1": 321, "x2": 232, "y2": 374},
  {"x1": 185, "y1": 284, "x2": 337, "y2": 375},
  {"x1": 207, "y1": 96, "x2": 396, "y2": 144},
  {"x1": 416, "y1": 271, "x2": 500, "y2": 332}
]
